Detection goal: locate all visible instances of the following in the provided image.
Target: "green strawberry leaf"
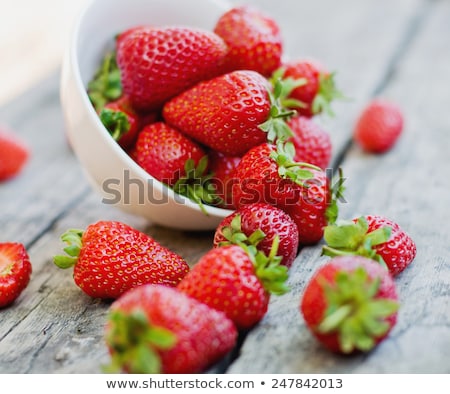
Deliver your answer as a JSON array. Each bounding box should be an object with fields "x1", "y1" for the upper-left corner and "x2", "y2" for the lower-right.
[
  {"x1": 317, "y1": 267, "x2": 399, "y2": 353},
  {"x1": 311, "y1": 72, "x2": 346, "y2": 117},
  {"x1": 100, "y1": 108, "x2": 130, "y2": 141},
  {"x1": 53, "y1": 229, "x2": 84, "y2": 269}
]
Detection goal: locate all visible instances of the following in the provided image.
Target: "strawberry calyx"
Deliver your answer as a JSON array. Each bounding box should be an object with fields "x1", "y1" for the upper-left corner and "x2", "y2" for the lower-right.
[
  {"x1": 104, "y1": 309, "x2": 177, "y2": 374},
  {"x1": 53, "y1": 229, "x2": 85, "y2": 269},
  {"x1": 100, "y1": 108, "x2": 130, "y2": 141},
  {"x1": 317, "y1": 266, "x2": 399, "y2": 353},
  {"x1": 311, "y1": 72, "x2": 345, "y2": 117},
  {"x1": 173, "y1": 156, "x2": 222, "y2": 215},
  {"x1": 259, "y1": 76, "x2": 300, "y2": 143},
  {"x1": 87, "y1": 50, "x2": 122, "y2": 112},
  {"x1": 322, "y1": 216, "x2": 391, "y2": 269},
  {"x1": 270, "y1": 141, "x2": 321, "y2": 187},
  {"x1": 269, "y1": 66, "x2": 308, "y2": 111},
  {"x1": 219, "y1": 215, "x2": 289, "y2": 295},
  {"x1": 325, "y1": 167, "x2": 345, "y2": 226}
]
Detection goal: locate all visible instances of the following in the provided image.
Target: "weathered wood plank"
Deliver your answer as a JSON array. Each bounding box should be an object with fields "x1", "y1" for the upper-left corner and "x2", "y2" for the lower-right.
[{"x1": 229, "y1": 0, "x2": 450, "y2": 373}]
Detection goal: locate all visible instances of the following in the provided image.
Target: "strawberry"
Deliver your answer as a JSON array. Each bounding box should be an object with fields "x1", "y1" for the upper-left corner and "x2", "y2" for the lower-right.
[
  {"x1": 116, "y1": 26, "x2": 227, "y2": 111},
  {"x1": 163, "y1": 70, "x2": 294, "y2": 156},
  {"x1": 53, "y1": 221, "x2": 189, "y2": 299},
  {"x1": 104, "y1": 284, "x2": 237, "y2": 374},
  {"x1": 0, "y1": 243, "x2": 32, "y2": 308},
  {"x1": 214, "y1": 203, "x2": 299, "y2": 268},
  {"x1": 0, "y1": 129, "x2": 29, "y2": 181},
  {"x1": 323, "y1": 215, "x2": 417, "y2": 276},
  {"x1": 232, "y1": 142, "x2": 341, "y2": 245},
  {"x1": 273, "y1": 59, "x2": 343, "y2": 117},
  {"x1": 287, "y1": 116, "x2": 332, "y2": 169},
  {"x1": 213, "y1": 5, "x2": 283, "y2": 77},
  {"x1": 100, "y1": 95, "x2": 143, "y2": 149},
  {"x1": 353, "y1": 99, "x2": 404, "y2": 153},
  {"x1": 178, "y1": 244, "x2": 289, "y2": 329},
  {"x1": 208, "y1": 151, "x2": 241, "y2": 209},
  {"x1": 135, "y1": 122, "x2": 220, "y2": 210},
  {"x1": 300, "y1": 256, "x2": 399, "y2": 354}
]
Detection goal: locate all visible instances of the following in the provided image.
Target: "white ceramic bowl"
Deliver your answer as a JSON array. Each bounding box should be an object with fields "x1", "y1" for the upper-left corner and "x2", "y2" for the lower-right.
[{"x1": 60, "y1": 0, "x2": 234, "y2": 230}]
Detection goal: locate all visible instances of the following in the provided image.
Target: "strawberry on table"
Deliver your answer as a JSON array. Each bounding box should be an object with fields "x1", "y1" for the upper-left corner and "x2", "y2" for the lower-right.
[
  {"x1": 178, "y1": 244, "x2": 289, "y2": 329},
  {"x1": 105, "y1": 284, "x2": 237, "y2": 374},
  {"x1": 53, "y1": 221, "x2": 189, "y2": 299},
  {"x1": 353, "y1": 99, "x2": 404, "y2": 153},
  {"x1": 300, "y1": 256, "x2": 399, "y2": 354},
  {"x1": 117, "y1": 26, "x2": 227, "y2": 111},
  {"x1": 0, "y1": 243, "x2": 32, "y2": 308},
  {"x1": 273, "y1": 59, "x2": 343, "y2": 117},
  {"x1": 163, "y1": 70, "x2": 295, "y2": 156},
  {"x1": 287, "y1": 116, "x2": 332, "y2": 170},
  {"x1": 323, "y1": 215, "x2": 417, "y2": 276},
  {"x1": 214, "y1": 203, "x2": 299, "y2": 268},
  {"x1": 214, "y1": 5, "x2": 283, "y2": 77},
  {"x1": 0, "y1": 129, "x2": 30, "y2": 181},
  {"x1": 232, "y1": 142, "x2": 341, "y2": 245},
  {"x1": 135, "y1": 122, "x2": 220, "y2": 211}
]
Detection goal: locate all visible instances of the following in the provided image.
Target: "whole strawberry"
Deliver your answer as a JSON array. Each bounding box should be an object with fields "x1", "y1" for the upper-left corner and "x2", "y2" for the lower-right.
[
  {"x1": 105, "y1": 284, "x2": 237, "y2": 374},
  {"x1": 353, "y1": 99, "x2": 404, "y2": 153},
  {"x1": 323, "y1": 215, "x2": 416, "y2": 276},
  {"x1": 117, "y1": 26, "x2": 227, "y2": 111},
  {"x1": 178, "y1": 244, "x2": 289, "y2": 329},
  {"x1": 54, "y1": 221, "x2": 189, "y2": 299},
  {"x1": 0, "y1": 243, "x2": 32, "y2": 308},
  {"x1": 0, "y1": 129, "x2": 29, "y2": 181},
  {"x1": 287, "y1": 116, "x2": 332, "y2": 169},
  {"x1": 214, "y1": 203, "x2": 299, "y2": 268},
  {"x1": 232, "y1": 142, "x2": 340, "y2": 245},
  {"x1": 214, "y1": 5, "x2": 282, "y2": 77},
  {"x1": 300, "y1": 256, "x2": 399, "y2": 354},
  {"x1": 135, "y1": 122, "x2": 220, "y2": 210},
  {"x1": 100, "y1": 95, "x2": 144, "y2": 149},
  {"x1": 163, "y1": 70, "x2": 294, "y2": 156},
  {"x1": 274, "y1": 59, "x2": 342, "y2": 117}
]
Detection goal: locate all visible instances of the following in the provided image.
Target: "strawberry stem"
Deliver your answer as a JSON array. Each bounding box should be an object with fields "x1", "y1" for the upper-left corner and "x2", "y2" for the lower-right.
[
  {"x1": 317, "y1": 266, "x2": 399, "y2": 353},
  {"x1": 100, "y1": 108, "x2": 130, "y2": 141},
  {"x1": 322, "y1": 216, "x2": 391, "y2": 270},
  {"x1": 104, "y1": 310, "x2": 177, "y2": 374},
  {"x1": 53, "y1": 229, "x2": 84, "y2": 269}
]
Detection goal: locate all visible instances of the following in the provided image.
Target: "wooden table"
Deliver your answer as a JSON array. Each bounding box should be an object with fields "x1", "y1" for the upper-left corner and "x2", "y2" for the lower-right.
[{"x1": 0, "y1": 0, "x2": 449, "y2": 374}]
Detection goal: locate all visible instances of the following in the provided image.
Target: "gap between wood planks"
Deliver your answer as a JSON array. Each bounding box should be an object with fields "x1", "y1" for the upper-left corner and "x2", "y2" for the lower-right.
[{"x1": 216, "y1": 0, "x2": 434, "y2": 374}]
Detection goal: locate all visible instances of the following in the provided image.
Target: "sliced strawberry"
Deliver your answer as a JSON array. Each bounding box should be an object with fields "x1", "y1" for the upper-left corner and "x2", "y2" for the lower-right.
[{"x1": 0, "y1": 243, "x2": 32, "y2": 308}]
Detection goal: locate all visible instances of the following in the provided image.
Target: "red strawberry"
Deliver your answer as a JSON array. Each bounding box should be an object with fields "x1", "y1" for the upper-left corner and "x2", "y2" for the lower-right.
[
  {"x1": 300, "y1": 256, "x2": 399, "y2": 354},
  {"x1": 135, "y1": 122, "x2": 220, "y2": 210},
  {"x1": 100, "y1": 95, "x2": 143, "y2": 149},
  {"x1": 323, "y1": 215, "x2": 416, "y2": 276},
  {"x1": 214, "y1": 203, "x2": 299, "y2": 268},
  {"x1": 353, "y1": 99, "x2": 404, "y2": 153},
  {"x1": 163, "y1": 70, "x2": 294, "y2": 156},
  {"x1": 105, "y1": 284, "x2": 237, "y2": 374},
  {"x1": 53, "y1": 221, "x2": 189, "y2": 299},
  {"x1": 117, "y1": 26, "x2": 227, "y2": 111},
  {"x1": 213, "y1": 5, "x2": 283, "y2": 77},
  {"x1": 208, "y1": 151, "x2": 241, "y2": 209},
  {"x1": 232, "y1": 142, "x2": 340, "y2": 245},
  {"x1": 287, "y1": 116, "x2": 332, "y2": 169},
  {"x1": 178, "y1": 244, "x2": 289, "y2": 329},
  {"x1": 0, "y1": 243, "x2": 32, "y2": 308},
  {"x1": 274, "y1": 59, "x2": 342, "y2": 117},
  {"x1": 0, "y1": 129, "x2": 29, "y2": 181}
]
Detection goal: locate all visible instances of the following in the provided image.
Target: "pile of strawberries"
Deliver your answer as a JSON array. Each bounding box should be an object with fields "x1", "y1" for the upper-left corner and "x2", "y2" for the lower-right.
[{"x1": 0, "y1": 4, "x2": 415, "y2": 374}]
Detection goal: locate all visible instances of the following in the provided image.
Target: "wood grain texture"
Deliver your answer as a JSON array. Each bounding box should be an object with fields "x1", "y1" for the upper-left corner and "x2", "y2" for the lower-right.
[{"x1": 1, "y1": 0, "x2": 448, "y2": 374}]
